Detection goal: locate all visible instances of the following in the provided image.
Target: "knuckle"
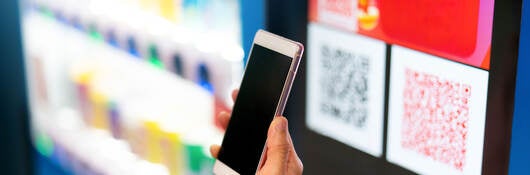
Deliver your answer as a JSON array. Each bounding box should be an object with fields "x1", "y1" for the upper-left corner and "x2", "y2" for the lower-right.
[{"x1": 270, "y1": 143, "x2": 291, "y2": 154}]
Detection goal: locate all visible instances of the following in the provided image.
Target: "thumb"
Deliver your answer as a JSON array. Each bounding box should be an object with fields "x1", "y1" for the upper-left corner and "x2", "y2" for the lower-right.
[{"x1": 265, "y1": 116, "x2": 290, "y2": 173}]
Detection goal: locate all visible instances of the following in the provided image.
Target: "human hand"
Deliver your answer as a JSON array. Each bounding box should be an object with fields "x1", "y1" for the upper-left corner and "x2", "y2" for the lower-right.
[{"x1": 210, "y1": 90, "x2": 303, "y2": 175}]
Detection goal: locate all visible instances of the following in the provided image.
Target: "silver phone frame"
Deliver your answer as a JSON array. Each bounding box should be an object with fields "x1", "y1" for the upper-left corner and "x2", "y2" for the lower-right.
[{"x1": 213, "y1": 29, "x2": 304, "y2": 175}]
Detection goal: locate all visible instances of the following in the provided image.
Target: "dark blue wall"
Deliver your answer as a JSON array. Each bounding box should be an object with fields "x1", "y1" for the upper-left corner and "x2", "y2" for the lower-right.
[
  {"x1": 239, "y1": 0, "x2": 264, "y2": 65},
  {"x1": 509, "y1": 0, "x2": 530, "y2": 174},
  {"x1": 0, "y1": 0, "x2": 33, "y2": 174}
]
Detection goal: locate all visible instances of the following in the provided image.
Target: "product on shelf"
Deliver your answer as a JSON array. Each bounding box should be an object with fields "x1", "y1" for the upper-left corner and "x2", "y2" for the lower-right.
[{"x1": 23, "y1": 1, "x2": 238, "y2": 172}]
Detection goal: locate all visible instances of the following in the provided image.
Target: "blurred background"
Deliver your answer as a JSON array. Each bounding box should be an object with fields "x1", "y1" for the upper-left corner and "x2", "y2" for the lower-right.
[{"x1": 0, "y1": 0, "x2": 529, "y2": 174}]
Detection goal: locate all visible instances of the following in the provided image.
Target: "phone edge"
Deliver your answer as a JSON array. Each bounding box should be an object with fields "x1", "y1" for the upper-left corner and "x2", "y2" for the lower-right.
[
  {"x1": 214, "y1": 160, "x2": 240, "y2": 175},
  {"x1": 255, "y1": 39, "x2": 304, "y2": 173}
]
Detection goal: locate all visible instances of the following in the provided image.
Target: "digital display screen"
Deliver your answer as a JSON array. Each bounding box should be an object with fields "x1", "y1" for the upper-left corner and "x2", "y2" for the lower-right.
[
  {"x1": 218, "y1": 44, "x2": 292, "y2": 174},
  {"x1": 306, "y1": 0, "x2": 494, "y2": 174}
]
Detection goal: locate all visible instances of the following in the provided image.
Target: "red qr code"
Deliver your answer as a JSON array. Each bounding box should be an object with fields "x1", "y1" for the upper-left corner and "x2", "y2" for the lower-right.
[{"x1": 401, "y1": 68, "x2": 471, "y2": 171}]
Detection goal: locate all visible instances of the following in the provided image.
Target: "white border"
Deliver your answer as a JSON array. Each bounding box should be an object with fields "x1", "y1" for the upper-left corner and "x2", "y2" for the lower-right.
[{"x1": 386, "y1": 46, "x2": 488, "y2": 175}]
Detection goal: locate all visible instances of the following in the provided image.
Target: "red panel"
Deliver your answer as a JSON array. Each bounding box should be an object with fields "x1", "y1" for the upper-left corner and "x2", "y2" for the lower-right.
[{"x1": 377, "y1": 0, "x2": 479, "y2": 58}]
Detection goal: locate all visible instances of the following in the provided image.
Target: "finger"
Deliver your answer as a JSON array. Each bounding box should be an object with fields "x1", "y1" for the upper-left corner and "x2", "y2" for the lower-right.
[
  {"x1": 284, "y1": 131, "x2": 298, "y2": 162},
  {"x1": 264, "y1": 116, "x2": 290, "y2": 174},
  {"x1": 218, "y1": 111, "x2": 231, "y2": 129},
  {"x1": 272, "y1": 119, "x2": 303, "y2": 174},
  {"x1": 286, "y1": 131, "x2": 303, "y2": 174},
  {"x1": 210, "y1": 145, "x2": 221, "y2": 158},
  {"x1": 231, "y1": 89, "x2": 239, "y2": 102}
]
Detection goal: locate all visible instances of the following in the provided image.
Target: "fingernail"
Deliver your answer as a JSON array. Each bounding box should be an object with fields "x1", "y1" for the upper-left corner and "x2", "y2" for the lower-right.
[{"x1": 274, "y1": 117, "x2": 287, "y2": 133}]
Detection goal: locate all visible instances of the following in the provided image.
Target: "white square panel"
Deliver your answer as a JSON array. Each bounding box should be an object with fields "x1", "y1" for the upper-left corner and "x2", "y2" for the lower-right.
[
  {"x1": 306, "y1": 23, "x2": 386, "y2": 157},
  {"x1": 386, "y1": 46, "x2": 489, "y2": 175}
]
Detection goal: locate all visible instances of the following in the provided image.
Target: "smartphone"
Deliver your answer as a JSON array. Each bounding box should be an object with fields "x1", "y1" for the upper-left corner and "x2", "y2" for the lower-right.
[{"x1": 213, "y1": 30, "x2": 303, "y2": 175}]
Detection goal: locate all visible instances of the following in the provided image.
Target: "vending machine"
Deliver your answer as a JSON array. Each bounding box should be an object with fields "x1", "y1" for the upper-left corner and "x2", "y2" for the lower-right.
[{"x1": 20, "y1": 0, "x2": 262, "y2": 174}]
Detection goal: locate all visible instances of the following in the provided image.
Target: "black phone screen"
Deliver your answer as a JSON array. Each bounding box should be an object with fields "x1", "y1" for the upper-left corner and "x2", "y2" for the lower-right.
[{"x1": 217, "y1": 44, "x2": 293, "y2": 174}]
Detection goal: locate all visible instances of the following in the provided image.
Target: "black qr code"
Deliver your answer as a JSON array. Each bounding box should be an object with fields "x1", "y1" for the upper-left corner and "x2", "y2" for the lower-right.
[{"x1": 318, "y1": 44, "x2": 370, "y2": 128}]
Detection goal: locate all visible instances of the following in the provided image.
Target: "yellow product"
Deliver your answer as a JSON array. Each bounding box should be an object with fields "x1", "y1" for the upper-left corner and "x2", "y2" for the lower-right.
[
  {"x1": 144, "y1": 120, "x2": 163, "y2": 163},
  {"x1": 73, "y1": 70, "x2": 93, "y2": 85},
  {"x1": 89, "y1": 89, "x2": 109, "y2": 130},
  {"x1": 160, "y1": 131, "x2": 184, "y2": 175},
  {"x1": 70, "y1": 59, "x2": 98, "y2": 87},
  {"x1": 159, "y1": 0, "x2": 180, "y2": 22},
  {"x1": 70, "y1": 59, "x2": 97, "y2": 85}
]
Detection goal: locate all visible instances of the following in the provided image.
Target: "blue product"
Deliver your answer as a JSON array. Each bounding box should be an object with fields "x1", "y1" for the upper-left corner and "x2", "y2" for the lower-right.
[
  {"x1": 173, "y1": 54, "x2": 184, "y2": 76},
  {"x1": 197, "y1": 63, "x2": 213, "y2": 93},
  {"x1": 127, "y1": 37, "x2": 140, "y2": 58},
  {"x1": 106, "y1": 30, "x2": 120, "y2": 48},
  {"x1": 54, "y1": 11, "x2": 68, "y2": 25},
  {"x1": 71, "y1": 17, "x2": 84, "y2": 31},
  {"x1": 108, "y1": 101, "x2": 121, "y2": 139},
  {"x1": 183, "y1": 0, "x2": 199, "y2": 9}
]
